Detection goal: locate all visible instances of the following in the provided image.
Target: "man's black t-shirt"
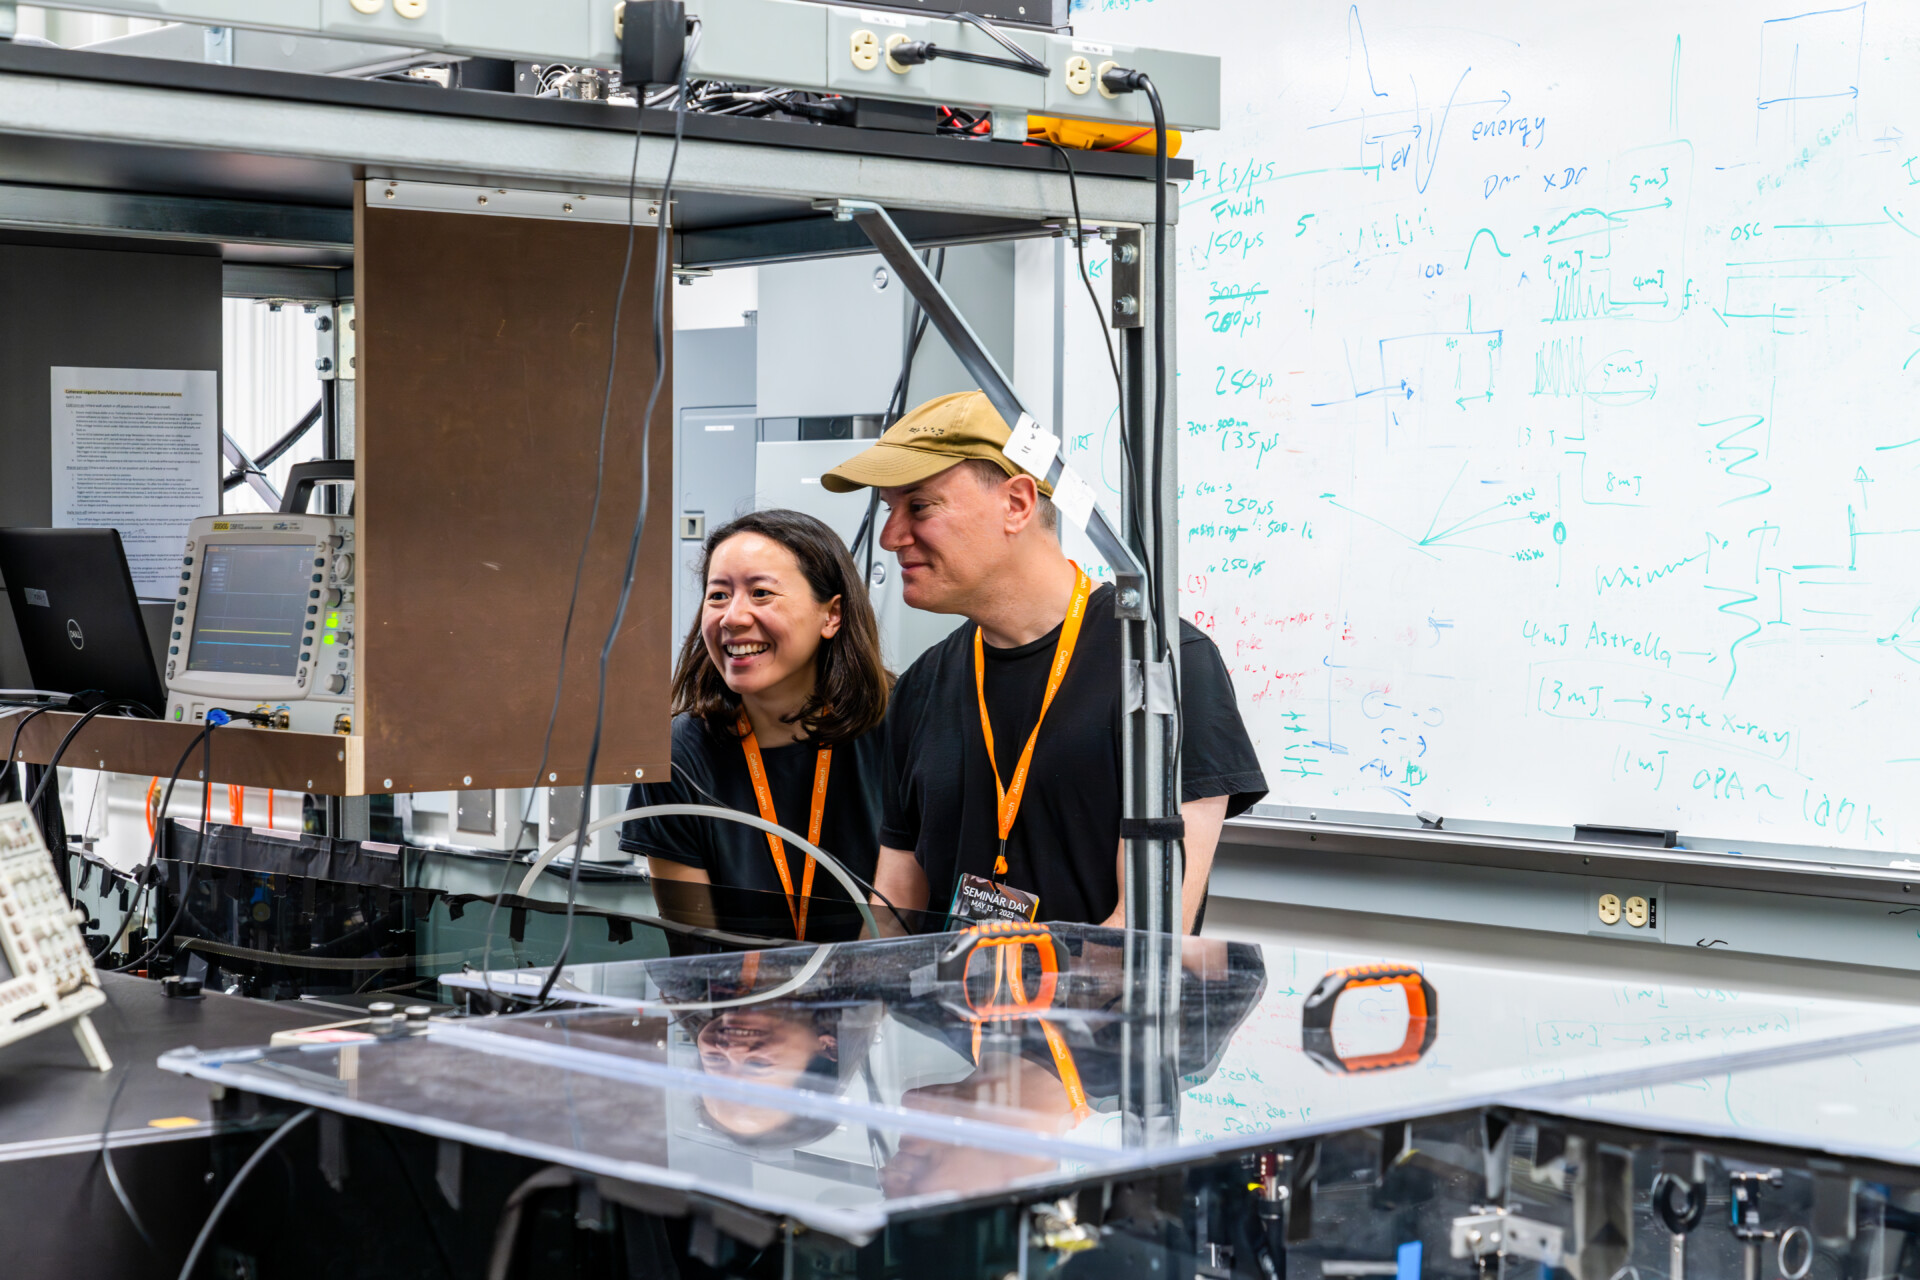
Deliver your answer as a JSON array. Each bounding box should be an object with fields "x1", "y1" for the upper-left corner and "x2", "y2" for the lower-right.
[
  {"x1": 620, "y1": 713, "x2": 886, "y2": 906},
  {"x1": 881, "y1": 582, "x2": 1267, "y2": 925}
]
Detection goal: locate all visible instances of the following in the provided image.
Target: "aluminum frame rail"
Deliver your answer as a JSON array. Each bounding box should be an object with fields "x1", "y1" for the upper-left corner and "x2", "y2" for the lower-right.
[{"x1": 18, "y1": 0, "x2": 1221, "y2": 131}]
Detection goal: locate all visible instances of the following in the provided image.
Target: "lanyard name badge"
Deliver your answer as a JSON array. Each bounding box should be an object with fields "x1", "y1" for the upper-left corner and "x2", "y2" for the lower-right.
[
  {"x1": 949, "y1": 563, "x2": 1092, "y2": 927},
  {"x1": 737, "y1": 713, "x2": 831, "y2": 941}
]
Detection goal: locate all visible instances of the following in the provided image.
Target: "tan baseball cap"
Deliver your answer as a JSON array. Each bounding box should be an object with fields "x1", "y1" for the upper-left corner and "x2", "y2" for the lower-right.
[{"x1": 820, "y1": 390, "x2": 1053, "y2": 496}]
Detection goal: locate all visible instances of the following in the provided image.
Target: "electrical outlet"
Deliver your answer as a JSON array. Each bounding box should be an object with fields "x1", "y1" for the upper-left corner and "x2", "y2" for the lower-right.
[
  {"x1": 850, "y1": 29, "x2": 880, "y2": 71},
  {"x1": 884, "y1": 33, "x2": 913, "y2": 74},
  {"x1": 1064, "y1": 55, "x2": 1093, "y2": 95},
  {"x1": 1584, "y1": 880, "x2": 1666, "y2": 940}
]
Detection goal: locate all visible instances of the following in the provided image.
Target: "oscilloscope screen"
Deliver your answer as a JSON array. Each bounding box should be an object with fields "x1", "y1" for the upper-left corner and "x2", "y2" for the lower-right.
[{"x1": 185, "y1": 543, "x2": 313, "y2": 678}]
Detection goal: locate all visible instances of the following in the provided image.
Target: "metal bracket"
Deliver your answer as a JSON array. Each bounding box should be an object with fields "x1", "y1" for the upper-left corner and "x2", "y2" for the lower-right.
[
  {"x1": 1110, "y1": 227, "x2": 1144, "y2": 330},
  {"x1": 819, "y1": 197, "x2": 1149, "y2": 605},
  {"x1": 1450, "y1": 1208, "x2": 1565, "y2": 1267}
]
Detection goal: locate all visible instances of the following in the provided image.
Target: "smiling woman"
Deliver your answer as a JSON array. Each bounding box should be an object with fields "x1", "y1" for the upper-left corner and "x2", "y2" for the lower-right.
[{"x1": 620, "y1": 511, "x2": 893, "y2": 943}]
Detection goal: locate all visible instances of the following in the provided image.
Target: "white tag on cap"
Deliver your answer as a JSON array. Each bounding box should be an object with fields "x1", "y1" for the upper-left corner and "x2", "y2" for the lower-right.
[
  {"x1": 1052, "y1": 465, "x2": 1097, "y2": 532},
  {"x1": 1002, "y1": 413, "x2": 1060, "y2": 475}
]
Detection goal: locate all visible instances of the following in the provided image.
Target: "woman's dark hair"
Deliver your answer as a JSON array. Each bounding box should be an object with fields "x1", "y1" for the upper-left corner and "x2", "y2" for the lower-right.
[{"x1": 671, "y1": 509, "x2": 890, "y2": 745}]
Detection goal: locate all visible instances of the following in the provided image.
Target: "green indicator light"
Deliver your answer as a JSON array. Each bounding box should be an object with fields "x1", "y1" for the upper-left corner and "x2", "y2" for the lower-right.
[
  {"x1": 326, "y1": 612, "x2": 340, "y2": 627},
  {"x1": 322, "y1": 632, "x2": 336, "y2": 645}
]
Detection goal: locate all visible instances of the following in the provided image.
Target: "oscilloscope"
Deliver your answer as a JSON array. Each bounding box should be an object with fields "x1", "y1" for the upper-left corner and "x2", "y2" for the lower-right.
[{"x1": 163, "y1": 513, "x2": 357, "y2": 734}]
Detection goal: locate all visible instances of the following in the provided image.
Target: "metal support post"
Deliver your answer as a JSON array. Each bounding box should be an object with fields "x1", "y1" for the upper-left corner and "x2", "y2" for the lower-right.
[
  {"x1": 829, "y1": 198, "x2": 1179, "y2": 931},
  {"x1": 320, "y1": 795, "x2": 371, "y2": 842},
  {"x1": 319, "y1": 372, "x2": 341, "y2": 517},
  {"x1": 1115, "y1": 212, "x2": 1182, "y2": 1142},
  {"x1": 1112, "y1": 219, "x2": 1182, "y2": 938},
  {"x1": 831, "y1": 196, "x2": 1185, "y2": 1135}
]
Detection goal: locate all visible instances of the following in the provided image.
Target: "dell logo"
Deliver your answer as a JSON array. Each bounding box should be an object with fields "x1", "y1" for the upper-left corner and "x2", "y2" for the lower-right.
[{"x1": 66, "y1": 619, "x2": 84, "y2": 650}]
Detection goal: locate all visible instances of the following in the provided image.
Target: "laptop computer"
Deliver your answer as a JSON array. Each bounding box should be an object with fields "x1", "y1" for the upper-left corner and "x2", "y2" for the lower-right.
[{"x1": 0, "y1": 528, "x2": 167, "y2": 715}]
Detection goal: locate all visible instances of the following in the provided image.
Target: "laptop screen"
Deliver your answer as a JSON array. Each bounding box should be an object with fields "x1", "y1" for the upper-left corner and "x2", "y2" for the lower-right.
[{"x1": 186, "y1": 543, "x2": 313, "y2": 678}]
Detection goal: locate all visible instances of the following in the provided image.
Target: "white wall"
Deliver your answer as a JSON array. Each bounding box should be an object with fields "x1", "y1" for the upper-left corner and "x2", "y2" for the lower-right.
[
  {"x1": 672, "y1": 266, "x2": 757, "y2": 331},
  {"x1": 220, "y1": 300, "x2": 328, "y2": 514},
  {"x1": 11, "y1": 6, "x2": 163, "y2": 44}
]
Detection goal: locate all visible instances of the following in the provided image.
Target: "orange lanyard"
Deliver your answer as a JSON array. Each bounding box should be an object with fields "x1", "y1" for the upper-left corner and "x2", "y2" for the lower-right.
[
  {"x1": 967, "y1": 944, "x2": 1091, "y2": 1121},
  {"x1": 973, "y1": 562, "x2": 1092, "y2": 877},
  {"x1": 737, "y1": 713, "x2": 831, "y2": 941}
]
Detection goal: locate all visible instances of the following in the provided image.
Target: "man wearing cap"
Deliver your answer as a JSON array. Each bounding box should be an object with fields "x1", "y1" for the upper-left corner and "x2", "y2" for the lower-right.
[{"x1": 822, "y1": 390, "x2": 1267, "y2": 933}]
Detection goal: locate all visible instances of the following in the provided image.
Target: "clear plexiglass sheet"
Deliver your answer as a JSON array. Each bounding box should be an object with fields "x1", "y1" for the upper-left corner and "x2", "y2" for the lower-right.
[
  {"x1": 166, "y1": 925, "x2": 1920, "y2": 1238},
  {"x1": 1541, "y1": 1034, "x2": 1920, "y2": 1170}
]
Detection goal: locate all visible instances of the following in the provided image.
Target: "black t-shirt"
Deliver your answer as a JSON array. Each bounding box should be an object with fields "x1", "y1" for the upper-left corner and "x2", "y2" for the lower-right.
[
  {"x1": 620, "y1": 713, "x2": 886, "y2": 907},
  {"x1": 882, "y1": 582, "x2": 1267, "y2": 925}
]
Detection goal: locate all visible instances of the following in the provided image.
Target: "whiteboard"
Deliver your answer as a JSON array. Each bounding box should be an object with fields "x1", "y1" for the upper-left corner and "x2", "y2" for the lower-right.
[{"x1": 1056, "y1": 0, "x2": 1920, "y2": 855}]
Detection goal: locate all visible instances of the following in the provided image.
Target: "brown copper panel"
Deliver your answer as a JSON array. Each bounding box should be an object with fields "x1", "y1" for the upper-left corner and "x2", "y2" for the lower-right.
[
  {"x1": 10, "y1": 713, "x2": 349, "y2": 793},
  {"x1": 353, "y1": 199, "x2": 674, "y2": 794}
]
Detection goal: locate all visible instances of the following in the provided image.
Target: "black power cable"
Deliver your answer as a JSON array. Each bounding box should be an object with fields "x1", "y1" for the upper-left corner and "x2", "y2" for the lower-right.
[
  {"x1": 97, "y1": 1060, "x2": 157, "y2": 1254},
  {"x1": 849, "y1": 245, "x2": 945, "y2": 575},
  {"x1": 473, "y1": 20, "x2": 672, "y2": 995},
  {"x1": 109, "y1": 721, "x2": 220, "y2": 974},
  {"x1": 175, "y1": 1107, "x2": 316, "y2": 1280},
  {"x1": 88, "y1": 725, "x2": 213, "y2": 962},
  {"x1": 1091, "y1": 68, "x2": 1189, "y2": 916},
  {"x1": 1034, "y1": 140, "x2": 1157, "y2": 605},
  {"x1": 1037, "y1": 128, "x2": 1183, "y2": 760},
  {"x1": 1094, "y1": 71, "x2": 1174, "y2": 654},
  {"x1": 536, "y1": 19, "x2": 699, "y2": 1004},
  {"x1": 223, "y1": 399, "x2": 322, "y2": 493},
  {"x1": 3, "y1": 704, "x2": 55, "y2": 798},
  {"x1": 24, "y1": 698, "x2": 156, "y2": 810},
  {"x1": 888, "y1": 11, "x2": 1048, "y2": 77}
]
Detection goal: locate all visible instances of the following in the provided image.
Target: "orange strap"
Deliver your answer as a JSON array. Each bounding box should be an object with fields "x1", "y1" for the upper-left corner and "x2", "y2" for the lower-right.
[
  {"x1": 974, "y1": 562, "x2": 1092, "y2": 876},
  {"x1": 966, "y1": 942, "x2": 1090, "y2": 1120},
  {"x1": 737, "y1": 713, "x2": 831, "y2": 941}
]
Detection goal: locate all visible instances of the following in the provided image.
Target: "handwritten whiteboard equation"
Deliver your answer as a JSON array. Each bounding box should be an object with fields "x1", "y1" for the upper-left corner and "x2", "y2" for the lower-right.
[{"x1": 1071, "y1": 0, "x2": 1920, "y2": 853}]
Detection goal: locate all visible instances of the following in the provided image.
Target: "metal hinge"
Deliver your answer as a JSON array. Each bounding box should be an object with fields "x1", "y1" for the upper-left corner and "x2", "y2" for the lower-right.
[{"x1": 1450, "y1": 1208, "x2": 1564, "y2": 1267}]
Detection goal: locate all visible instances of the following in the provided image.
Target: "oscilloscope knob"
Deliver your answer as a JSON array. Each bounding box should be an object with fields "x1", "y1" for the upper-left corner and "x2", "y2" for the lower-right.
[{"x1": 325, "y1": 674, "x2": 348, "y2": 695}]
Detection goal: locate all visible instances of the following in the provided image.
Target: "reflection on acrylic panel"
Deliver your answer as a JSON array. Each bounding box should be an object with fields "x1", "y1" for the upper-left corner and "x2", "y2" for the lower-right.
[
  {"x1": 1171, "y1": 938, "x2": 1920, "y2": 1149},
  {"x1": 1064, "y1": 0, "x2": 1920, "y2": 855},
  {"x1": 361, "y1": 930, "x2": 1920, "y2": 1170},
  {"x1": 1557, "y1": 1035, "x2": 1920, "y2": 1167}
]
